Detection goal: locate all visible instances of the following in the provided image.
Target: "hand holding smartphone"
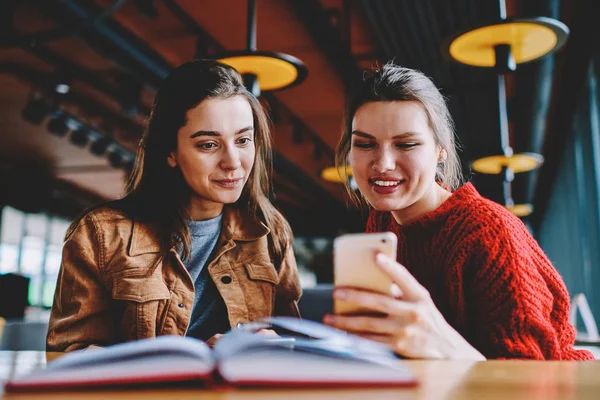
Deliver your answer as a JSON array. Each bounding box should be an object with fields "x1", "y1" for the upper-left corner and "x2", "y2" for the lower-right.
[{"x1": 333, "y1": 232, "x2": 398, "y2": 315}]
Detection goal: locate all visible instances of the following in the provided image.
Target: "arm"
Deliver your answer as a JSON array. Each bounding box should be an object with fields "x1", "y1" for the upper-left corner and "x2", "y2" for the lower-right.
[
  {"x1": 469, "y1": 223, "x2": 594, "y2": 360},
  {"x1": 46, "y1": 214, "x2": 116, "y2": 352},
  {"x1": 273, "y1": 243, "x2": 302, "y2": 317}
]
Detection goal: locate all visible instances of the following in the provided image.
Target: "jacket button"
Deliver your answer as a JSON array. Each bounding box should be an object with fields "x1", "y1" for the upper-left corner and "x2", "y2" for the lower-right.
[
  {"x1": 178, "y1": 303, "x2": 184, "y2": 308},
  {"x1": 221, "y1": 275, "x2": 232, "y2": 284}
]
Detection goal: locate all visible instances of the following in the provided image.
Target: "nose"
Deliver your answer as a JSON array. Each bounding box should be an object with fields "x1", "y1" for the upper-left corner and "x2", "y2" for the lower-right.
[
  {"x1": 371, "y1": 145, "x2": 395, "y2": 173},
  {"x1": 220, "y1": 144, "x2": 242, "y2": 170}
]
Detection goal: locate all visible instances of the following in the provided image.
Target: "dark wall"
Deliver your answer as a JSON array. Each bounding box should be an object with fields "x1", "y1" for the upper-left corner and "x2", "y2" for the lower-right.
[{"x1": 537, "y1": 58, "x2": 600, "y2": 322}]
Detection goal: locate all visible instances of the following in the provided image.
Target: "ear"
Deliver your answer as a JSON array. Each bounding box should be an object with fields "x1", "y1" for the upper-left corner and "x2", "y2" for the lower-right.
[
  {"x1": 438, "y1": 148, "x2": 448, "y2": 164},
  {"x1": 167, "y1": 151, "x2": 177, "y2": 168}
]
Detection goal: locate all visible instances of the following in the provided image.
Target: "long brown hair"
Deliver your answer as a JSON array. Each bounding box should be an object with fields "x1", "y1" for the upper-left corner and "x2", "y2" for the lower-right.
[
  {"x1": 336, "y1": 62, "x2": 463, "y2": 207},
  {"x1": 73, "y1": 60, "x2": 290, "y2": 262}
]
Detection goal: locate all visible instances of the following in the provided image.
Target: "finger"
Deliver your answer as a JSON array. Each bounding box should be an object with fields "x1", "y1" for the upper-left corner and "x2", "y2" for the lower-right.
[
  {"x1": 391, "y1": 326, "x2": 443, "y2": 359},
  {"x1": 334, "y1": 288, "x2": 420, "y2": 322},
  {"x1": 356, "y1": 333, "x2": 394, "y2": 346},
  {"x1": 375, "y1": 253, "x2": 429, "y2": 302},
  {"x1": 323, "y1": 314, "x2": 404, "y2": 335},
  {"x1": 257, "y1": 329, "x2": 279, "y2": 338}
]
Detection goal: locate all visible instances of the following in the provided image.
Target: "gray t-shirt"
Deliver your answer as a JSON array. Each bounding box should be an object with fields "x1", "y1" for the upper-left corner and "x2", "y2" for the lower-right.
[{"x1": 182, "y1": 214, "x2": 230, "y2": 341}]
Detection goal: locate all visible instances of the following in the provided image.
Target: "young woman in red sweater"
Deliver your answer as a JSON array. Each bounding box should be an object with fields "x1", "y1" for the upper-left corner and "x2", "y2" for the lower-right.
[{"x1": 323, "y1": 63, "x2": 594, "y2": 360}]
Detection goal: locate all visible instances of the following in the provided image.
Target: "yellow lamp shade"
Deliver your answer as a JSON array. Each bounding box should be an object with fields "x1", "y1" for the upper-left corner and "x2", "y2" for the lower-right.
[
  {"x1": 321, "y1": 165, "x2": 352, "y2": 183},
  {"x1": 472, "y1": 153, "x2": 544, "y2": 174},
  {"x1": 446, "y1": 17, "x2": 569, "y2": 67},
  {"x1": 217, "y1": 51, "x2": 307, "y2": 92},
  {"x1": 505, "y1": 203, "x2": 534, "y2": 217}
]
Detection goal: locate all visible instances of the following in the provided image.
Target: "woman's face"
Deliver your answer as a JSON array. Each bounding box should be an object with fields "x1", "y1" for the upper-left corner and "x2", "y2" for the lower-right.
[
  {"x1": 168, "y1": 95, "x2": 255, "y2": 216},
  {"x1": 349, "y1": 100, "x2": 443, "y2": 220}
]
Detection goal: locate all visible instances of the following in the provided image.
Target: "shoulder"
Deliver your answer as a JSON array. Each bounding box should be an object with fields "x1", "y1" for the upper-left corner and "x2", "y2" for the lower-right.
[
  {"x1": 444, "y1": 185, "x2": 531, "y2": 243},
  {"x1": 67, "y1": 203, "x2": 134, "y2": 240},
  {"x1": 65, "y1": 203, "x2": 157, "y2": 259},
  {"x1": 441, "y1": 188, "x2": 546, "y2": 277}
]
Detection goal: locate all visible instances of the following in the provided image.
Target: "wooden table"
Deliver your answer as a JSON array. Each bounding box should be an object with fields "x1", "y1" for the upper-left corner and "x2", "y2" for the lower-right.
[{"x1": 0, "y1": 351, "x2": 598, "y2": 399}]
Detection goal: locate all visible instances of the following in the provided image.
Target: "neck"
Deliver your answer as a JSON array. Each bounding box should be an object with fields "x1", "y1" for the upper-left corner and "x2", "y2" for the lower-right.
[
  {"x1": 188, "y1": 195, "x2": 224, "y2": 221},
  {"x1": 391, "y1": 182, "x2": 451, "y2": 226}
]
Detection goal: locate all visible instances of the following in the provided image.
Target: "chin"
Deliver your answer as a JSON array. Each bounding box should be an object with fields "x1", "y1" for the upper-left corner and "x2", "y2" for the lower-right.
[
  {"x1": 371, "y1": 203, "x2": 401, "y2": 212},
  {"x1": 369, "y1": 198, "x2": 410, "y2": 213},
  {"x1": 214, "y1": 192, "x2": 244, "y2": 205}
]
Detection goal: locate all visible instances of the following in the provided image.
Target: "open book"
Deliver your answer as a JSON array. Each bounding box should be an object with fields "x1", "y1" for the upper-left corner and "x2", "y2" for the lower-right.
[{"x1": 5, "y1": 317, "x2": 417, "y2": 391}]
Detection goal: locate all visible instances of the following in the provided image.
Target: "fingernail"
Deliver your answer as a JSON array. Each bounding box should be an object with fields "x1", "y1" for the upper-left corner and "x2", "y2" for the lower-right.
[
  {"x1": 323, "y1": 315, "x2": 333, "y2": 324},
  {"x1": 376, "y1": 252, "x2": 387, "y2": 263},
  {"x1": 334, "y1": 290, "x2": 347, "y2": 300}
]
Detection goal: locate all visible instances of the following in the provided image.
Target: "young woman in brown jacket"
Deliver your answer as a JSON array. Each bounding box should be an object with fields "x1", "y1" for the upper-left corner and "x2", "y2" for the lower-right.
[{"x1": 47, "y1": 60, "x2": 302, "y2": 351}]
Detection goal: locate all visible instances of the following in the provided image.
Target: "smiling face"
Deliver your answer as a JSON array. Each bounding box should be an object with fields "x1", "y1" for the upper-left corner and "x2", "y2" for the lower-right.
[
  {"x1": 167, "y1": 95, "x2": 256, "y2": 220},
  {"x1": 349, "y1": 100, "x2": 448, "y2": 224}
]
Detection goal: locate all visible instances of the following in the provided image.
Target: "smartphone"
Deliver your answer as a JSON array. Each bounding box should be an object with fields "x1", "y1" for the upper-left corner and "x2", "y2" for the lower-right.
[{"x1": 333, "y1": 232, "x2": 398, "y2": 315}]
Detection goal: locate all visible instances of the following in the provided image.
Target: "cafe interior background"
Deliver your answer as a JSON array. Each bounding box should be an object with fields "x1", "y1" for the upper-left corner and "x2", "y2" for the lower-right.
[{"x1": 0, "y1": 0, "x2": 599, "y2": 348}]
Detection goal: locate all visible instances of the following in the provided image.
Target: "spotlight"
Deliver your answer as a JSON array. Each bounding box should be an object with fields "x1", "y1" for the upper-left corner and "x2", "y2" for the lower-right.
[
  {"x1": 21, "y1": 96, "x2": 52, "y2": 125},
  {"x1": 54, "y1": 72, "x2": 72, "y2": 95},
  {"x1": 90, "y1": 136, "x2": 111, "y2": 156},
  {"x1": 46, "y1": 113, "x2": 69, "y2": 137},
  {"x1": 107, "y1": 148, "x2": 124, "y2": 167},
  {"x1": 69, "y1": 126, "x2": 89, "y2": 147},
  {"x1": 55, "y1": 83, "x2": 70, "y2": 95}
]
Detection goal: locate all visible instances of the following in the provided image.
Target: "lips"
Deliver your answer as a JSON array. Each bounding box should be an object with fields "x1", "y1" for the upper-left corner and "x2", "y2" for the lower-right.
[
  {"x1": 213, "y1": 178, "x2": 243, "y2": 188},
  {"x1": 368, "y1": 176, "x2": 405, "y2": 194}
]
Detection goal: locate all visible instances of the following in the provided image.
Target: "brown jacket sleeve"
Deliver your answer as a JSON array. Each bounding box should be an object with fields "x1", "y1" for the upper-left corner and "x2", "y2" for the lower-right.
[
  {"x1": 46, "y1": 214, "x2": 115, "y2": 351},
  {"x1": 274, "y1": 243, "x2": 302, "y2": 317}
]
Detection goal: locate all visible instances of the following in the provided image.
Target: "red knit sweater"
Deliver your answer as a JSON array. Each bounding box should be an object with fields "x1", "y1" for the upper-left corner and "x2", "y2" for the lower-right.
[{"x1": 366, "y1": 183, "x2": 594, "y2": 360}]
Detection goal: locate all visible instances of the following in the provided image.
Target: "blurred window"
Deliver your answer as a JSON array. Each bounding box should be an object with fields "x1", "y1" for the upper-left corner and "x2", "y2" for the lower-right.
[{"x1": 0, "y1": 207, "x2": 69, "y2": 308}]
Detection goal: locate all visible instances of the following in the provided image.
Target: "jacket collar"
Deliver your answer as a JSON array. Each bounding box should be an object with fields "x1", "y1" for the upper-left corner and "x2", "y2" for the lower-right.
[
  {"x1": 128, "y1": 205, "x2": 269, "y2": 256},
  {"x1": 128, "y1": 220, "x2": 161, "y2": 256},
  {"x1": 221, "y1": 205, "x2": 270, "y2": 242}
]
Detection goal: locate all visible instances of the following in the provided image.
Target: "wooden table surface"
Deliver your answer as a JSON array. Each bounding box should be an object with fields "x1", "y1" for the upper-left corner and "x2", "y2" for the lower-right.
[{"x1": 0, "y1": 351, "x2": 598, "y2": 399}]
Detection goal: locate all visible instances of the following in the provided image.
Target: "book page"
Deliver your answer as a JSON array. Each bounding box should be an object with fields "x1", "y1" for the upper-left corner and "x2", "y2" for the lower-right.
[
  {"x1": 49, "y1": 335, "x2": 215, "y2": 370},
  {"x1": 6, "y1": 336, "x2": 216, "y2": 390},
  {"x1": 218, "y1": 347, "x2": 415, "y2": 386},
  {"x1": 214, "y1": 318, "x2": 416, "y2": 386},
  {"x1": 8, "y1": 357, "x2": 214, "y2": 388}
]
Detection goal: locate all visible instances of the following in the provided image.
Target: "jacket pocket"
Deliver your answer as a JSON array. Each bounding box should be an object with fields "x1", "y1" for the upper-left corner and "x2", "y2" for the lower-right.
[
  {"x1": 244, "y1": 262, "x2": 278, "y2": 284},
  {"x1": 112, "y1": 275, "x2": 170, "y2": 302},
  {"x1": 241, "y1": 263, "x2": 278, "y2": 320},
  {"x1": 111, "y1": 274, "x2": 171, "y2": 340}
]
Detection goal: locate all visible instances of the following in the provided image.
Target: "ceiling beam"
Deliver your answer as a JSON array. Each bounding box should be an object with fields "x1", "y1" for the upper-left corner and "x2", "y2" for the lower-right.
[
  {"x1": 27, "y1": 0, "x2": 362, "y2": 234},
  {"x1": 288, "y1": 0, "x2": 362, "y2": 89},
  {"x1": 0, "y1": 62, "x2": 142, "y2": 139}
]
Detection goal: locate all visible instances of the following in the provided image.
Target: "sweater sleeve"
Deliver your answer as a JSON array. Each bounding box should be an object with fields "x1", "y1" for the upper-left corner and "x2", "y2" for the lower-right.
[{"x1": 467, "y1": 214, "x2": 594, "y2": 360}]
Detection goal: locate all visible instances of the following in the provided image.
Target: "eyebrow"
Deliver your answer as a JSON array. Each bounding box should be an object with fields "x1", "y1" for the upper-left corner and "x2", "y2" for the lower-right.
[
  {"x1": 351, "y1": 130, "x2": 421, "y2": 139},
  {"x1": 190, "y1": 126, "x2": 254, "y2": 139}
]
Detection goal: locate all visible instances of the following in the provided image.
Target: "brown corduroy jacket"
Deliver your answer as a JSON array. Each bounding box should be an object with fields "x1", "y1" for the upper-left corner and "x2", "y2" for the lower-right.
[{"x1": 46, "y1": 205, "x2": 302, "y2": 352}]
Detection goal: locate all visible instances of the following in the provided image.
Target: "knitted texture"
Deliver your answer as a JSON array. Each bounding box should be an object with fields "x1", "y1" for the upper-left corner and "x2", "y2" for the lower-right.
[{"x1": 366, "y1": 183, "x2": 594, "y2": 360}]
